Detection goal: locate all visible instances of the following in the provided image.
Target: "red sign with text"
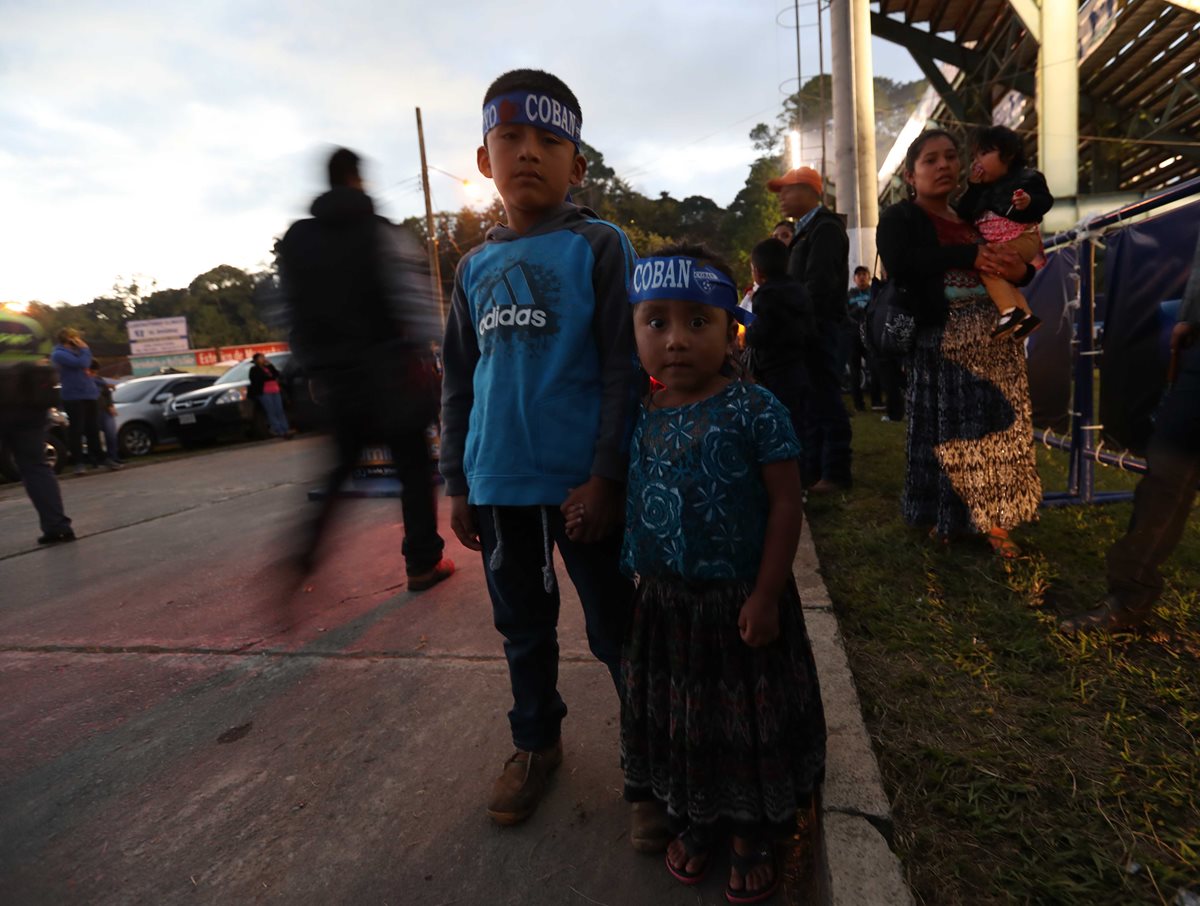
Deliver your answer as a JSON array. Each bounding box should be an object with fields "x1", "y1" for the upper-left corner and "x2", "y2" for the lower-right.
[{"x1": 194, "y1": 342, "x2": 289, "y2": 366}]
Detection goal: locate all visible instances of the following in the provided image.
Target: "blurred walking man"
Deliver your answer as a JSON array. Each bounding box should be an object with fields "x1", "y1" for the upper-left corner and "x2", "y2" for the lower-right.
[{"x1": 279, "y1": 148, "x2": 453, "y2": 591}]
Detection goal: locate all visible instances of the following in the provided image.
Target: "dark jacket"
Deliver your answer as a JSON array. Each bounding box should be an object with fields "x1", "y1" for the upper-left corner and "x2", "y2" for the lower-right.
[
  {"x1": 745, "y1": 277, "x2": 816, "y2": 378},
  {"x1": 279, "y1": 186, "x2": 439, "y2": 375},
  {"x1": 787, "y1": 207, "x2": 850, "y2": 324},
  {"x1": 1180, "y1": 232, "x2": 1200, "y2": 326},
  {"x1": 248, "y1": 362, "x2": 281, "y2": 399},
  {"x1": 878, "y1": 199, "x2": 1036, "y2": 328},
  {"x1": 955, "y1": 167, "x2": 1053, "y2": 225}
]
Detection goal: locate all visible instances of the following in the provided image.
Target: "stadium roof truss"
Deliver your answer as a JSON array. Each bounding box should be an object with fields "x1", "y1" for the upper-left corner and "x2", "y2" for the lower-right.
[{"x1": 872, "y1": 0, "x2": 1200, "y2": 201}]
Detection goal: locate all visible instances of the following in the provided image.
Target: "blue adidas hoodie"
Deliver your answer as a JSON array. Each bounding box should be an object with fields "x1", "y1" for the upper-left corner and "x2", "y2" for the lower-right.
[{"x1": 440, "y1": 203, "x2": 636, "y2": 506}]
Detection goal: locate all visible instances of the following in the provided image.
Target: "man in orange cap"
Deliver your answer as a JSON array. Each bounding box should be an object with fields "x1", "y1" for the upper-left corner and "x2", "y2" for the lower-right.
[{"x1": 768, "y1": 166, "x2": 852, "y2": 493}]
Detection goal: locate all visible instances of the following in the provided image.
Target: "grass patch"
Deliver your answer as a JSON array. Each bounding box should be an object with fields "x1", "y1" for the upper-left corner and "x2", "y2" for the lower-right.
[{"x1": 805, "y1": 412, "x2": 1200, "y2": 905}]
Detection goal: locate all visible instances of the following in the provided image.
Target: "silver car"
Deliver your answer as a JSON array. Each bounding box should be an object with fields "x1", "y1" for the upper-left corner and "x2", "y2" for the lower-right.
[{"x1": 112, "y1": 373, "x2": 218, "y2": 456}]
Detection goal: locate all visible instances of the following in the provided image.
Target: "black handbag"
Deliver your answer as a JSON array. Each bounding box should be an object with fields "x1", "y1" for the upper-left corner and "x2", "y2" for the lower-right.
[
  {"x1": 867, "y1": 282, "x2": 915, "y2": 357},
  {"x1": 865, "y1": 254, "x2": 915, "y2": 357}
]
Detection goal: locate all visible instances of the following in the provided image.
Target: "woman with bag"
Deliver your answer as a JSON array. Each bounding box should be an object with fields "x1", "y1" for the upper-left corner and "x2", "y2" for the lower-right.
[{"x1": 877, "y1": 130, "x2": 1041, "y2": 556}]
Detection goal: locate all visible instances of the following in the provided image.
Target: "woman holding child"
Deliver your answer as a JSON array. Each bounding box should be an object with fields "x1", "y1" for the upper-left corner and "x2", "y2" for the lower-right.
[{"x1": 877, "y1": 130, "x2": 1041, "y2": 556}]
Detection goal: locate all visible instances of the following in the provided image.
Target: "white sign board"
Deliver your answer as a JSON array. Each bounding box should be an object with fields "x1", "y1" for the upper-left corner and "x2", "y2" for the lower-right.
[
  {"x1": 130, "y1": 337, "x2": 190, "y2": 355},
  {"x1": 127, "y1": 317, "x2": 188, "y2": 342}
]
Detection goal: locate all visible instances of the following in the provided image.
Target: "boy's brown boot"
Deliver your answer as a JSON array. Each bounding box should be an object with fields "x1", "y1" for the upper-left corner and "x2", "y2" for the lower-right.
[
  {"x1": 486, "y1": 739, "x2": 563, "y2": 826},
  {"x1": 629, "y1": 800, "x2": 671, "y2": 853}
]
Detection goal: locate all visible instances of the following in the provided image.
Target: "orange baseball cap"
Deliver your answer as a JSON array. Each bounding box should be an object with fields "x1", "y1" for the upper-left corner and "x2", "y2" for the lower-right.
[{"x1": 767, "y1": 166, "x2": 822, "y2": 194}]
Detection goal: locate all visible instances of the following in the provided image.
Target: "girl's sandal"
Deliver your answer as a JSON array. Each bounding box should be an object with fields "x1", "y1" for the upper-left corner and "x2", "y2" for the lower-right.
[
  {"x1": 987, "y1": 526, "x2": 1021, "y2": 559},
  {"x1": 665, "y1": 827, "x2": 710, "y2": 886},
  {"x1": 726, "y1": 840, "x2": 780, "y2": 904}
]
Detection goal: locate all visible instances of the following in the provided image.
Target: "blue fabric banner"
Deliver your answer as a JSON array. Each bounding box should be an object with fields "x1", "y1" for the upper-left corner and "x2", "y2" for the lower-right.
[{"x1": 1100, "y1": 198, "x2": 1200, "y2": 452}]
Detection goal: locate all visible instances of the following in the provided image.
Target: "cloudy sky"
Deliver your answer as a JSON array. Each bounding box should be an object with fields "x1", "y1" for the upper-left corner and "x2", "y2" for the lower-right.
[{"x1": 1, "y1": 0, "x2": 920, "y2": 306}]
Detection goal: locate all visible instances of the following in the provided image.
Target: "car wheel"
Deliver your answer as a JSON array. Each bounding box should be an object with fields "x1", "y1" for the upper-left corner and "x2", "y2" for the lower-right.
[
  {"x1": 119, "y1": 422, "x2": 155, "y2": 457},
  {"x1": 249, "y1": 408, "x2": 270, "y2": 440}
]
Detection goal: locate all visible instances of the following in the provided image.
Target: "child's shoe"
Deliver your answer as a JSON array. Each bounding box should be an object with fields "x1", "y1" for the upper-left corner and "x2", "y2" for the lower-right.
[
  {"x1": 726, "y1": 839, "x2": 781, "y2": 904},
  {"x1": 990, "y1": 309, "x2": 1024, "y2": 338},
  {"x1": 486, "y1": 739, "x2": 563, "y2": 826},
  {"x1": 1012, "y1": 313, "x2": 1042, "y2": 339},
  {"x1": 630, "y1": 800, "x2": 671, "y2": 853}
]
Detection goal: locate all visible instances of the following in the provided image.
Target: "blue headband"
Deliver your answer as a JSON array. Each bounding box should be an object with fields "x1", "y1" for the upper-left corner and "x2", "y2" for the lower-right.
[
  {"x1": 629, "y1": 256, "x2": 754, "y2": 325},
  {"x1": 482, "y1": 90, "x2": 582, "y2": 147}
]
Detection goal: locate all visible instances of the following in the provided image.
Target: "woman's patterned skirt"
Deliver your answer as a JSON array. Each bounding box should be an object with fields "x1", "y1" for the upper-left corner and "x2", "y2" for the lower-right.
[{"x1": 903, "y1": 274, "x2": 1042, "y2": 536}]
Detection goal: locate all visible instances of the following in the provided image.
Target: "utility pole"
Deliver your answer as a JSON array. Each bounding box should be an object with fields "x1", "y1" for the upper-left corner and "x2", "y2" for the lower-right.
[
  {"x1": 817, "y1": 0, "x2": 828, "y2": 205},
  {"x1": 794, "y1": 0, "x2": 804, "y2": 164},
  {"x1": 415, "y1": 107, "x2": 446, "y2": 328}
]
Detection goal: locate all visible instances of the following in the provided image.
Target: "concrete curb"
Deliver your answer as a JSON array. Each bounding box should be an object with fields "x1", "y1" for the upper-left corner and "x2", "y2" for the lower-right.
[{"x1": 796, "y1": 520, "x2": 915, "y2": 906}]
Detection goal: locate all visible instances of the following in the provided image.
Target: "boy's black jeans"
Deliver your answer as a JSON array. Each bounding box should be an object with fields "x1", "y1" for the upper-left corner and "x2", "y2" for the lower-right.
[{"x1": 478, "y1": 505, "x2": 633, "y2": 752}]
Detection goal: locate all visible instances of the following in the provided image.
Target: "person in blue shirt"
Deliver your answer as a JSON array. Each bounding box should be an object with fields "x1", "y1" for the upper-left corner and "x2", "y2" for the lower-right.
[
  {"x1": 50, "y1": 328, "x2": 103, "y2": 474},
  {"x1": 845, "y1": 265, "x2": 881, "y2": 412},
  {"x1": 600, "y1": 245, "x2": 825, "y2": 904},
  {"x1": 440, "y1": 69, "x2": 640, "y2": 833}
]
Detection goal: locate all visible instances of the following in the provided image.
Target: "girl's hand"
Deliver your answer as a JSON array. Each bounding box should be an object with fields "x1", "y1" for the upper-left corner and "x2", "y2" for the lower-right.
[
  {"x1": 560, "y1": 476, "x2": 622, "y2": 543},
  {"x1": 969, "y1": 162, "x2": 986, "y2": 184},
  {"x1": 563, "y1": 502, "x2": 586, "y2": 542},
  {"x1": 738, "y1": 593, "x2": 779, "y2": 647},
  {"x1": 1011, "y1": 189, "x2": 1031, "y2": 211}
]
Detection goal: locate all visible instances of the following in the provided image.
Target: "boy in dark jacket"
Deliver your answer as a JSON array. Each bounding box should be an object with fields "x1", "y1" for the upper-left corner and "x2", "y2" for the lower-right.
[
  {"x1": 745, "y1": 237, "x2": 814, "y2": 437},
  {"x1": 956, "y1": 125, "x2": 1054, "y2": 338},
  {"x1": 440, "y1": 69, "x2": 641, "y2": 834}
]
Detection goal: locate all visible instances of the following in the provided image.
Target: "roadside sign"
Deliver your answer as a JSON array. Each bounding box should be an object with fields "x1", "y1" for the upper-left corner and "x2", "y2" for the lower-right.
[
  {"x1": 127, "y1": 317, "x2": 188, "y2": 343},
  {"x1": 130, "y1": 337, "x2": 190, "y2": 355},
  {"x1": 129, "y1": 353, "x2": 199, "y2": 376}
]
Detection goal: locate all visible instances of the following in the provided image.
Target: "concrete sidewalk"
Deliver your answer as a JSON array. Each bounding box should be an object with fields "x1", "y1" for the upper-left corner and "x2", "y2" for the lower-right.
[{"x1": 0, "y1": 438, "x2": 911, "y2": 904}]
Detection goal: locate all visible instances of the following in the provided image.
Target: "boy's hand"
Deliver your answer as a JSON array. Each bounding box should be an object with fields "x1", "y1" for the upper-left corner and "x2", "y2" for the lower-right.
[
  {"x1": 449, "y1": 495, "x2": 482, "y2": 551},
  {"x1": 738, "y1": 593, "x2": 780, "y2": 647},
  {"x1": 561, "y1": 476, "x2": 622, "y2": 543},
  {"x1": 1011, "y1": 189, "x2": 1031, "y2": 211}
]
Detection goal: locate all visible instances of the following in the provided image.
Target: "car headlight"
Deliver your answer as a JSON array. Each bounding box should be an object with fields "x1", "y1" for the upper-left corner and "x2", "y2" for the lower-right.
[{"x1": 214, "y1": 387, "x2": 247, "y2": 405}]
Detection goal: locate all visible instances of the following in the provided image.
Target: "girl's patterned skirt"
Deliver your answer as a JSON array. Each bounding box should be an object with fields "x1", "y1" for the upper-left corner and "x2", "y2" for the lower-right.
[{"x1": 620, "y1": 576, "x2": 826, "y2": 836}]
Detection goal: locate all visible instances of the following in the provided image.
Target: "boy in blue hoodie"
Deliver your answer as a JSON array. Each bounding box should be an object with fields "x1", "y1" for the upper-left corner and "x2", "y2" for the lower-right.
[{"x1": 440, "y1": 69, "x2": 643, "y2": 833}]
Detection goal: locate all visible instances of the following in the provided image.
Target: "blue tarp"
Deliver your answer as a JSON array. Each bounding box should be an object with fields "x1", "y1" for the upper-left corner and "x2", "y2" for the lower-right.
[{"x1": 1100, "y1": 198, "x2": 1200, "y2": 452}]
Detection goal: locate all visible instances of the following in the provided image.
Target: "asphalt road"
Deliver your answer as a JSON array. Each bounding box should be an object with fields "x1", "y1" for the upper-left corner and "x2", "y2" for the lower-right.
[{"x1": 0, "y1": 437, "x2": 819, "y2": 905}]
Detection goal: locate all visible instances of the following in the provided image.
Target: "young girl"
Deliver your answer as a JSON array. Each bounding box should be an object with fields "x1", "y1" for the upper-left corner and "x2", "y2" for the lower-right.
[
  {"x1": 571, "y1": 244, "x2": 826, "y2": 904},
  {"x1": 955, "y1": 124, "x2": 1054, "y2": 339}
]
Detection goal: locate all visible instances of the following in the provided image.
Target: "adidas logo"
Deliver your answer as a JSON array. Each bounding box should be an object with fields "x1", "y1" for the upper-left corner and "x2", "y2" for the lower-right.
[{"x1": 478, "y1": 303, "x2": 548, "y2": 336}]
